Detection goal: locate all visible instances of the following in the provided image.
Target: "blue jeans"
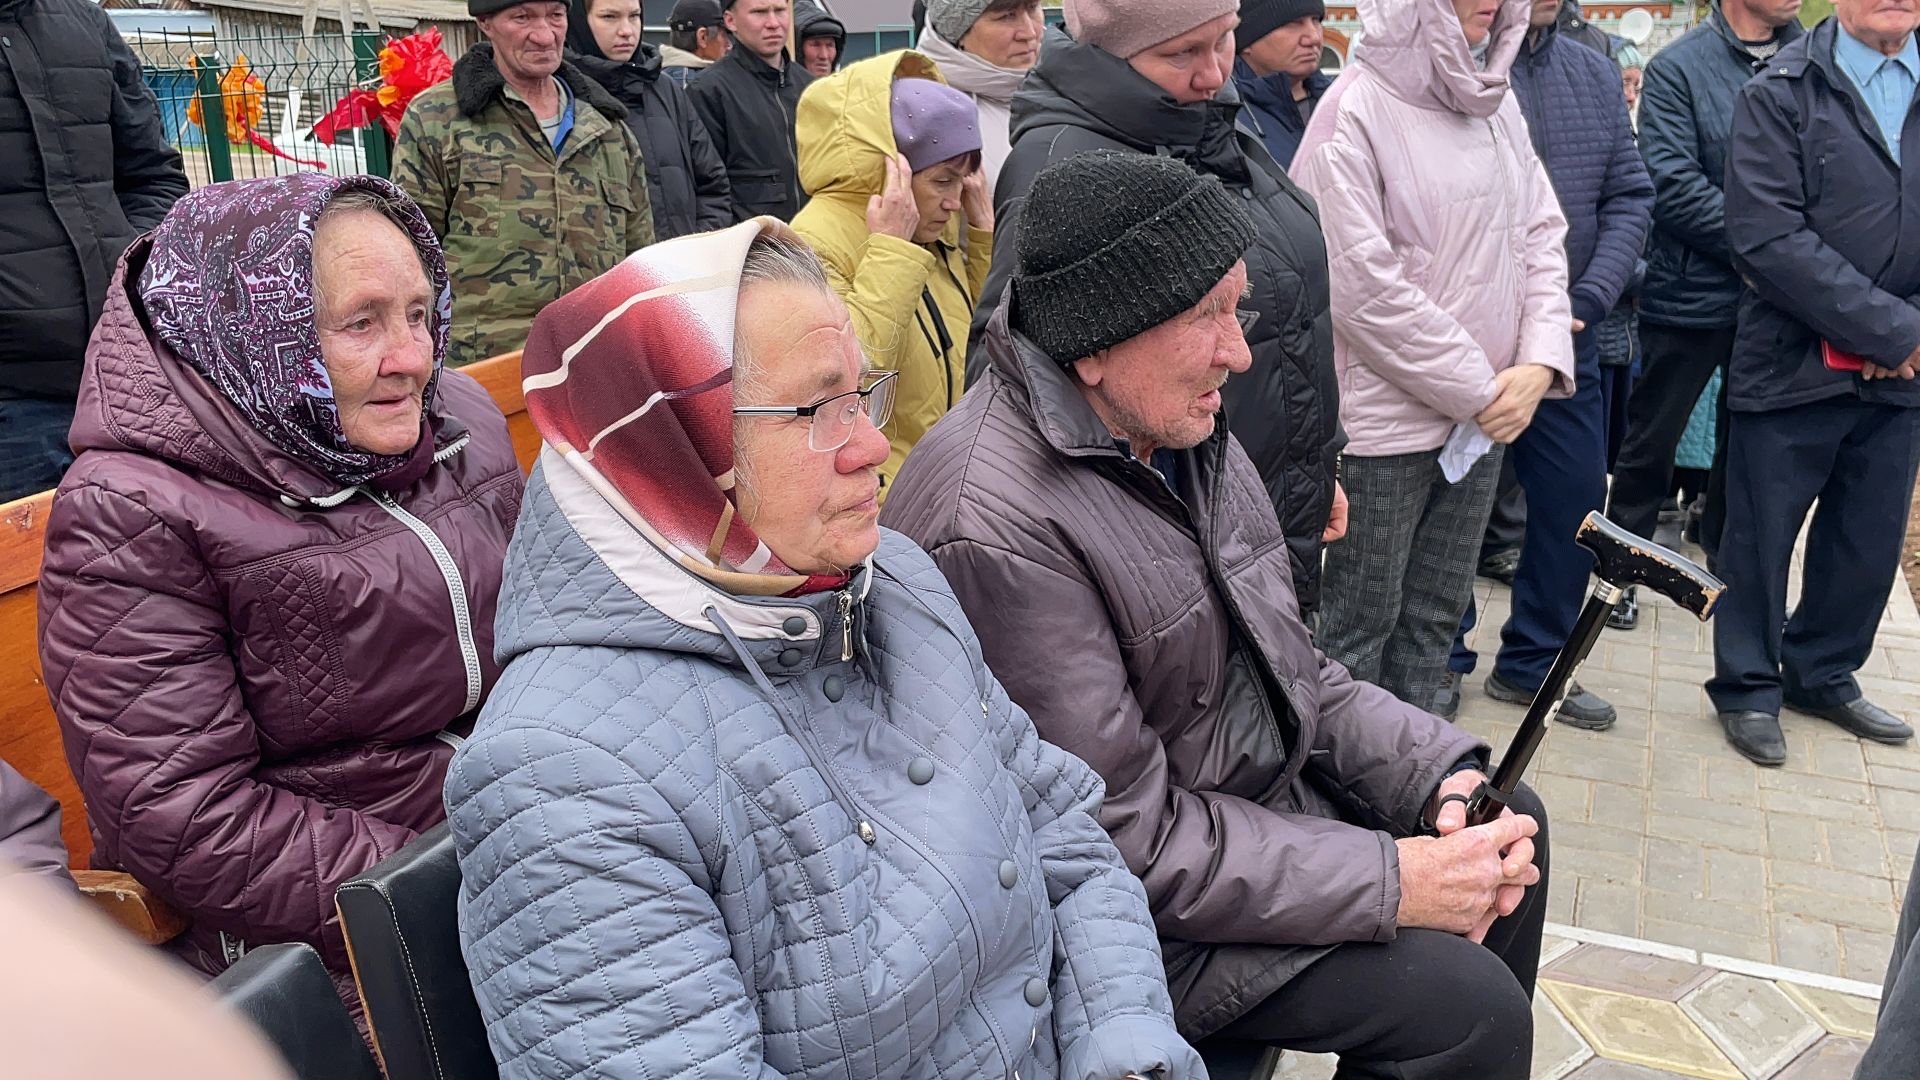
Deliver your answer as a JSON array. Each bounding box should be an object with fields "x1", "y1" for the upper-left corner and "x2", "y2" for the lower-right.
[{"x1": 0, "y1": 398, "x2": 77, "y2": 502}]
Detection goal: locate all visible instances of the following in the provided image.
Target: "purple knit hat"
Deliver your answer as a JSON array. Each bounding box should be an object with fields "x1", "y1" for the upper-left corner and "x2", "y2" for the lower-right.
[{"x1": 890, "y1": 77, "x2": 982, "y2": 173}]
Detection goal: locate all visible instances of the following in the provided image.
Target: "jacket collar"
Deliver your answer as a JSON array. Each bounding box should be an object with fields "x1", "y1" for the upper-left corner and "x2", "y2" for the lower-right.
[
  {"x1": 1232, "y1": 58, "x2": 1332, "y2": 109},
  {"x1": 1013, "y1": 35, "x2": 1249, "y2": 179},
  {"x1": 1705, "y1": 2, "x2": 1805, "y2": 63},
  {"x1": 453, "y1": 43, "x2": 627, "y2": 120},
  {"x1": 722, "y1": 39, "x2": 800, "y2": 86}
]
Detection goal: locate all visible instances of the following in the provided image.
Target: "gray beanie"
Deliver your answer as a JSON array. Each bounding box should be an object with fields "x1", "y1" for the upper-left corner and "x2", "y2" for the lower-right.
[
  {"x1": 1013, "y1": 151, "x2": 1256, "y2": 366},
  {"x1": 925, "y1": 0, "x2": 994, "y2": 45}
]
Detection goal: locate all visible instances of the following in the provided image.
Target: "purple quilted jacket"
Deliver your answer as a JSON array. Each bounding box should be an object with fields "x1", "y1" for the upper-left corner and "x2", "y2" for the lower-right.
[{"x1": 37, "y1": 235, "x2": 523, "y2": 983}]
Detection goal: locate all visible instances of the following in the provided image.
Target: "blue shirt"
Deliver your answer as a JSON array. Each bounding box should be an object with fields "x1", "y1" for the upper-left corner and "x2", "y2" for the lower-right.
[{"x1": 1833, "y1": 24, "x2": 1919, "y2": 164}]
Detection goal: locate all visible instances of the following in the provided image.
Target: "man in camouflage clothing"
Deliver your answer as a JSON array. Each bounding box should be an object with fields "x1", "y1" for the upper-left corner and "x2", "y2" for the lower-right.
[{"x1": 393, "y1": 0, "x2": 654, "y2": 365}]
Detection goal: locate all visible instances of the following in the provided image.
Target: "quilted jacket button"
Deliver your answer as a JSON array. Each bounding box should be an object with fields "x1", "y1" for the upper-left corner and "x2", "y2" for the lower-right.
[
  {"x1": 779, "y1": 648, "x2": 803, "y2": 667},
  {"x1": 823, "y1": 675, "x2": 845, "y2": 702},
  {"x1": 907, "y1": 756, "x2": 934, "y2": 785},
  {"x1": 783, "y1": 616, "x2": 807, "y2": 636},
  {"x1": 998, "y1": 859, "x2": 1018, "y2": 889},
  {"x1": 1023, "y1": 976, "x2": 1047, "y2": 1007}
]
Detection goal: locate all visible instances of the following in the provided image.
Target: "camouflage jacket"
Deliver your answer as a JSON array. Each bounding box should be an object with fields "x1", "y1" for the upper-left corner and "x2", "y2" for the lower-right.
[{"x1": 393, "y1": 45, "x2": 654, "y2": 365}]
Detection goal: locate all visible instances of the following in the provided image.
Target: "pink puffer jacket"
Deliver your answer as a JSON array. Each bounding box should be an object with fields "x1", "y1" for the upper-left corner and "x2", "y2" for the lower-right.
[
  {"x1": 38, "y1": 236, "x2": 523, "y2": 985},
  {"x1": 1292, "y1": 0, "x2": 1576, "y2": 457}
]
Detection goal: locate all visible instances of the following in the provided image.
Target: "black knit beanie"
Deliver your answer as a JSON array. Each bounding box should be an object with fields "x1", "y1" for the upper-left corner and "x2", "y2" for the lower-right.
[
  {"x1": 1012, "y1": 151, "x2": 1256, "y2": 368},
  {"x1": 1235, "y1": 0, "x2": 1327, "y2": 52}
]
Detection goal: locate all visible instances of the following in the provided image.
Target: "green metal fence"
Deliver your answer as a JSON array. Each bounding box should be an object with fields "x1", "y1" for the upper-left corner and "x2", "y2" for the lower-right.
[{"x1": 133, "y1": 27, "x2": 395, "y2": 186}]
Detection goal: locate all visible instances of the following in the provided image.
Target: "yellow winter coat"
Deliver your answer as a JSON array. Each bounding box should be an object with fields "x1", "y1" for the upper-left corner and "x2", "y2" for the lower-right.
[{"x1": 791, "y1": 51, "x2": 992, "y2": 498}]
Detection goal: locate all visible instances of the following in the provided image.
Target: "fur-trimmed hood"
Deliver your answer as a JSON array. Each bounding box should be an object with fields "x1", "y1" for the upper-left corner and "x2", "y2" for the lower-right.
[{"x1": 452, "y1": 42, "x2": 627, "y2": 121}]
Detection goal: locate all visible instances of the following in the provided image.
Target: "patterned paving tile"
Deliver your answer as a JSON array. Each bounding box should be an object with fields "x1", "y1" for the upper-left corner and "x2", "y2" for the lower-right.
[
  {"x1": 1275, "y1": 1051, "x2": 1335, "y2": 1079},
  {"x1": 1543, "y1": 944, "x2": 1716, "y2": 1002},
  {"x1": 1567, "y1": 1060, "x2": 1702, "y2": 1079},
  {"x1": 1777, "y1": 982, "x2": 1879, "y2": 1040},
  {"x1": 1771, "y1": 1036, "x2": 1870, "y2": 1079},
  {"x1": 1535, "y1": 989, "x2": 1595, "y2": 1080},
  {"x1": 1678, "y1": 973, "x2": 1823, "y2": 1079},
  {"x1": 1543, "y1": 981, "x2": 1743, "y2": 1080}
]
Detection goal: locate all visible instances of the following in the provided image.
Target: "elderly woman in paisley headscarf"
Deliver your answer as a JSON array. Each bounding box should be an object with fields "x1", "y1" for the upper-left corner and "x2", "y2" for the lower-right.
[{"x1": 37, "y1": 173, "x2": 524, "y2": 1004}]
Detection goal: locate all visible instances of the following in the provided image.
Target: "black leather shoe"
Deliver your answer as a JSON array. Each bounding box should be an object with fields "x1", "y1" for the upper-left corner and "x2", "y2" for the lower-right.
[
  {"x1": 1607, "y1": 587, "x2": 1639, "y2": 631},
  {"x1": 1434, "y1": 672, "x2": 1461, "y2": 721},
  {"x1": 1485, "y1": 671, "x2": 1617, "y2": 730},
  {"x1": 1786, "y1": 697, "x2": 1915, "y2": 744},
  {"x1": 1477, "y1": 549, "x2": 1520, "y2": 586},
  {"x1": 1721, "y1": 710, "x2": 1789, "y2": 766}
]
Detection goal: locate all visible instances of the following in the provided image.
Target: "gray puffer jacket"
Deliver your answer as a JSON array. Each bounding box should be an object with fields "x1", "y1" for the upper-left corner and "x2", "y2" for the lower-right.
[{"x1": 445, "y1": 457, "x2": 1202, "y2": 1080}]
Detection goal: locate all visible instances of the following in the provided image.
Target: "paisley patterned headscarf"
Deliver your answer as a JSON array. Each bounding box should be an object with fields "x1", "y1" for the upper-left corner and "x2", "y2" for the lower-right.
[{"x1": 138, "y1": 173, "x2": 453, "y2": 487}]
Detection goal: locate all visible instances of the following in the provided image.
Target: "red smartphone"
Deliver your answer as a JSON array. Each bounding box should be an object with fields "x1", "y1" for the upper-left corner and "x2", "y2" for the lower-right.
[{"x1": 1823, "y1": 341, "x2": 1867, "y2": 372}]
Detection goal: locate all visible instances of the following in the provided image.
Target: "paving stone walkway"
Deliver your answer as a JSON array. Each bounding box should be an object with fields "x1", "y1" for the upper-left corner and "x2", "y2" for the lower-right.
[{"x1": 1293, "y1": 529, "x2": 1912, "y2": 1078}]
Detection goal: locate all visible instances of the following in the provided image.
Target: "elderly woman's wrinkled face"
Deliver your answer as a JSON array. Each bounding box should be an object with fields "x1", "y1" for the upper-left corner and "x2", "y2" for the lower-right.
[
  {"x1": 732, "y1": 281, "x2": 890, "y2": 575},
  {"x1": 312, "y1": 210, "x2": 435, "y2": 456}
]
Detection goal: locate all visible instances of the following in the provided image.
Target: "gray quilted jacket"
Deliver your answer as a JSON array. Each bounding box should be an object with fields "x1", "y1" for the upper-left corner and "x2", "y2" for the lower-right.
[{"x1": 445, "y1": 460, "x2": 1203, "y2": 1080}]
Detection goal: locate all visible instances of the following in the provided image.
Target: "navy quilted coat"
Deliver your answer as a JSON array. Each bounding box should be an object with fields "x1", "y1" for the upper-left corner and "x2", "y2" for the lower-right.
[
  {"x1": 444, "y1": 457, "x2": 1202, "y2": 1079},
  {"x1": 1509, "y1": 24, "x2": 1653, "y2": 333},
  {"x1": 1636, "y1": 7, "x2": 1801, "y2": 328},
  {"x1": 38, "y1": 236, "x2": 524, "y2": 987}
]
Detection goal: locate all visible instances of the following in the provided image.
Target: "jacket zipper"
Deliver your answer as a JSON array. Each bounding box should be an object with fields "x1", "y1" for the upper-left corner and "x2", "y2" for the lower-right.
[
  {"x1": 1489, "y1": 119, "x2": 1524, "y2": 340},
  {"x1": 363, "y1": 488, "x2": 485, "y2": 715},
  {"x1": 838, "y1": 589, "x2": 855, "y2": 662}
]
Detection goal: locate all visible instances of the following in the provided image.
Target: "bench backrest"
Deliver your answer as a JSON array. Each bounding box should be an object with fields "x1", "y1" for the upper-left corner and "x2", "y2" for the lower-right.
[{"x1": 0, "y1": 352, "x2": 536, "y2": 870}]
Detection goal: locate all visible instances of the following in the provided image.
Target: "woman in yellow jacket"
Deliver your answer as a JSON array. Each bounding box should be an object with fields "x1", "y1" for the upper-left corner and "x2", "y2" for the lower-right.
[{"x1": 792, "y1": 52, "x2": 993, "y2": 496}]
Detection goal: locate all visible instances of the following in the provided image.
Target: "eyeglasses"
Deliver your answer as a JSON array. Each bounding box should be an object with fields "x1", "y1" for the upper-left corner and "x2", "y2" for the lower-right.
[{"x1": 733, "y1": 369, "x2": 899, "y2": 452}]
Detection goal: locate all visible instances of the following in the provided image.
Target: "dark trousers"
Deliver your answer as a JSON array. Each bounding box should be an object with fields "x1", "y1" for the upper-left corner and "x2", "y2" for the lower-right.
[
  {"x1": 1607, "y1": 323, "x2": 1733, "y2": 558},
  {"x1": 1451, "y1": 358, "x2": 1609, "y2": 686},
  {"x1": 1859, "y1": 836, "x2": 1920, "y2": 1079},
  {"x1": 1706, "y1": 399, "x2": 1920, "y2": 715},
  {"x1": 1205, "y1": 784, "x2": 1551, "y2": 1080},
  {"x1": 0, "y1": 398, "x2": 77, "y2": 503},
  {"x1": 1600, "y1": 362, "x2": 1634, "y2": 470},
  {"x1": 1479, "y1": 452, "x2": 1526, "y2": 559}
]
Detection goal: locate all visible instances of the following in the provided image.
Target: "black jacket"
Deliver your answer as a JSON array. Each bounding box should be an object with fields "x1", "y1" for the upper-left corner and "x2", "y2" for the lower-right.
[
  {"x1": 971, "y1": 36, "x2": 1342, "y2": 614},
  {"x1": 1637, "y1": 5, "x2": 1801, "y2": 328},
  {"x1": 1509, "y1": 24, "x2": 1654, "y2": 333},
  {"x1": 564, "y1": 13, "x2": 732, "y2": 239},
  {"x1": 687, "y1": 43, "x2": 811, "y2": 222},
  {"x1": 1725, "y1": 18, "x2": 1920, "y2": 414},
  {"x1": 0, "y1": 0, "x2": 186, "y2": 398}
]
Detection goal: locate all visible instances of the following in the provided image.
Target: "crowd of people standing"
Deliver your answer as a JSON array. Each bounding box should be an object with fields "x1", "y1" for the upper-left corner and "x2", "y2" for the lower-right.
[{"x1": 5, "y1": 0, "x2": 1920, "y2": 1075}]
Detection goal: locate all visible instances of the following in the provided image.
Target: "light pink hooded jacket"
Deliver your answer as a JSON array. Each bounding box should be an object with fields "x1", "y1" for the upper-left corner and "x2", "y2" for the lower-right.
[{"x1": 1292, "y1": 0, "x2": 1576, "y2": 457}]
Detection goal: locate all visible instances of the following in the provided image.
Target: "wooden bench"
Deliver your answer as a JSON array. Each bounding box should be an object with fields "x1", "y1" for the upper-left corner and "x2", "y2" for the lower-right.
[{"x1": 0, "y1": 351, "x2": 533, "y2": 943}]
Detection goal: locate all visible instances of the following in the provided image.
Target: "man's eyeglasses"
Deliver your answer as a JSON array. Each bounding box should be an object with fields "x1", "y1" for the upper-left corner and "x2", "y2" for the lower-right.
[{"x1": 733, "y1": 369, "x2": 899, "y2": 453}]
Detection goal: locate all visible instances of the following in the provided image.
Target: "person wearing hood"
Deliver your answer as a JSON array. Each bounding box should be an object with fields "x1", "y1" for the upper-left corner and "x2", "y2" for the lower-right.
[
  {"x1": 1291, "y1": 0, "x2": 1576, "y2": 716},
  {"x1": 915, "y1": 0, "x2": 1046, "y2": 190},
  {"x1": 1232, "y1": 0, "x2": 1333, "y2": 169},
  {"x1": 566, "y1": 0, "x2": 733, "y2": 238},
  {"x1": 1443, "y1": 0, "x2": 1652, "y2": 726},
  {"x1": 970, "y1": 0, "x2": 1348, "y2": 618},
  {"x1": 391, "y1": 0, "x2": 655, "y2": 365},
  {"x1": 689, "y1": 0, "x2": 814, "y2": 221},
  {"x1": 36, "y1": 174, "x2": 524, "y2": 1006},
  {"x1": 661, "y1": 0, "x2": 730, "y2": 89},
  {"x1": 443, "y1": 219, "x2": 1203, "y2": 1080},
  {"x1": 792, "y1": 54, "x2": 993, "y2": 496},
  {"x1": 795, "y1": 0, "x2": 846, "y2": 77}
]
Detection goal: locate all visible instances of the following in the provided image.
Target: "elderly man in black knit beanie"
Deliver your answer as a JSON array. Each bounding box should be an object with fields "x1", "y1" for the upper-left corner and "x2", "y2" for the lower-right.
[{"x1": 883, "y1": 149, "x2": 1552, "y2": 1078}]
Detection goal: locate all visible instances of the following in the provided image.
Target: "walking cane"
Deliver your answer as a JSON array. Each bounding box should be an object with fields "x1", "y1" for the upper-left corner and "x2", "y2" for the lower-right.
[{"x1": 1465, "y1": 512, "x2": 1726, "y2": 827}]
